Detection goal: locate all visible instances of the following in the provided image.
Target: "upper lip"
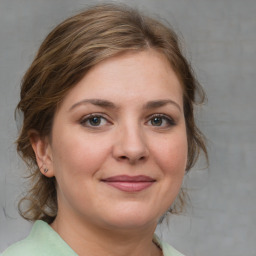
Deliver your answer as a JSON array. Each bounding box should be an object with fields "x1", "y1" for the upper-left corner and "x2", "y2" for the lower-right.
[{"x1": 101, "y1": 175, "x2": 156, "y2": 182}]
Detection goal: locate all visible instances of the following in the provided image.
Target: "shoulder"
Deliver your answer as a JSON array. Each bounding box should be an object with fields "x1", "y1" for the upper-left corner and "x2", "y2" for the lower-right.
[
  {"x1": 1, "y1": 221, "x2": 77, "y2": 256},
  {"x1": 1, "y1": 237, "x2": 38, "y2": 256},
  {"x1": 153, "y1": 234, "x2": 185, "y2": 256}
]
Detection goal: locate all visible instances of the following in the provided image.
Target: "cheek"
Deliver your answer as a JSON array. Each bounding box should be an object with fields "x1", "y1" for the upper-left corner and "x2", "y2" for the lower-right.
[
  {"x1": 51, "y1": 135, "x2": 112, "y2": 206},
  {"x1": 53, "y1": 132, "x2": 117, "y2": 182},
  {"x1": 151, "y1": 132, "x2": 188, "y2": 176},
  {"x1": 51, "y1": 131, "x2": 112, "y2": 177},
  {"x1": 55, "y1": 144, "x2": 85, "y2": 173}
]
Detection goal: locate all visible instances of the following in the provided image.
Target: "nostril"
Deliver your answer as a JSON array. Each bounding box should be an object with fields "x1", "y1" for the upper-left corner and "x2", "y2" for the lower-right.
[
  {"x1": 119, "y1": 155, "x2": 145, "y2": 162},
  {"x1": 138, "y1": 156, "x2": 146, "y2": 162}
]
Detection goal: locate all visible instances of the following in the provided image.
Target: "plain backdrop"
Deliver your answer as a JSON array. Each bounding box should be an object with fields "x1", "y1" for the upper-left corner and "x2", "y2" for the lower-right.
[{"x1": 0, "y1": 0, "x2": 255, "y2": 255}]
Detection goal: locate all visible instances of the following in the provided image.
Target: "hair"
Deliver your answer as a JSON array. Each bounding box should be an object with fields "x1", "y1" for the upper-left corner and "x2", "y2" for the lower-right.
[{"x1": 16, "y1": 3, "x2": 208, "y2": 224}]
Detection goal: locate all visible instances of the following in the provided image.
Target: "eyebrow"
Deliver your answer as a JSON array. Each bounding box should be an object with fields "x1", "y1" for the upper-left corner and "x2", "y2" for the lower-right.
[
  {"x1": 143, "y1": 99, "x2": 182, "y2": 112},
  {"x1": 69, "y1": 99, "x2": 116, "y2": 111},
  {"x1": 69, "y1": 98, "x2": 181, "y2": 112}
]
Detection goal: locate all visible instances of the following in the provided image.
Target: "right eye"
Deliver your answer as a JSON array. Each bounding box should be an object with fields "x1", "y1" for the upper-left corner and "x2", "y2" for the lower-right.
[{"x1": 80, "y1": 114, "x2": 109, "y2": 128}]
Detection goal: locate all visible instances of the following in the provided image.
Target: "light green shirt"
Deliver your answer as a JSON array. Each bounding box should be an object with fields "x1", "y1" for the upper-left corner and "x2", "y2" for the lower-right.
[{"x1": 1, "y1": 220, "x2": 184, "y2": 256}]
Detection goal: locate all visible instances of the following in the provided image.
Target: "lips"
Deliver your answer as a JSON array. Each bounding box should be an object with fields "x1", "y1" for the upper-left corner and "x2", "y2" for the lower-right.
[{"x1": 101, "y1": 175, "x2": 156, "y2": 192}]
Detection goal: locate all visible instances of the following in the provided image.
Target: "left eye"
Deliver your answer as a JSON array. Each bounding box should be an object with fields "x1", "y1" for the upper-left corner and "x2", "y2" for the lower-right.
[
  {"x1": 147, "y1": 115, "x2": 175, "y2": 128},
  {"x1": 80, "y1": 115, "x2": 108, "y2": 127}
]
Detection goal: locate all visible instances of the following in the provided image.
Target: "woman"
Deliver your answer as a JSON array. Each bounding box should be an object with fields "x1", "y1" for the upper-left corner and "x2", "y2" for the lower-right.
[{"x1": 2, "y1": 3, "x2": 207, "y2": 256}]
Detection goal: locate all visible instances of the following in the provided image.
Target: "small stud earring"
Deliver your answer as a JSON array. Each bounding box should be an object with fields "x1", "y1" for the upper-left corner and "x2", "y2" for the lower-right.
[{"x1": 44, "y1": 168, "x2": 48, "y2": 173}]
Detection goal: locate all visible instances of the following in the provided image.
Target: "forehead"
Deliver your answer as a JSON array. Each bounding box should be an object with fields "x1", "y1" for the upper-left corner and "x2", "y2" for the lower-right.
[{"x1": 60, "y1": 50, "x2": 183, "y2": 110}]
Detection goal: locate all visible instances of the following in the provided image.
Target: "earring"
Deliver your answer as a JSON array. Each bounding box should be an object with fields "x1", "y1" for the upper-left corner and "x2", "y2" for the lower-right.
[{"x1": 44, "y1": 168, "x2": 48, "y2": 173}]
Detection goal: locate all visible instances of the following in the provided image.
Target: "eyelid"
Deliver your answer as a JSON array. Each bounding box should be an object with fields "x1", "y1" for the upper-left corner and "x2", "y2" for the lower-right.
[
  {"x1": 79, "y1": 112, "x2": 176, "y2": 128},
  {"x1": 79, "y1": 113, "x2": 112, "y2": 127},
  {"x1": 146, "y1": 113, "x2": 176, "y2": 126}
]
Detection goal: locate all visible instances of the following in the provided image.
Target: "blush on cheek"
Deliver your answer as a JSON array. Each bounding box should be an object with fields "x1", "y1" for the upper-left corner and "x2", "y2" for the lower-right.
[
  {"x1": 161, "y1": 144, "x2": 187, "y2": 175},
  {"x1": 67, "y1": 145, "x2": 109, "y2": 175}
]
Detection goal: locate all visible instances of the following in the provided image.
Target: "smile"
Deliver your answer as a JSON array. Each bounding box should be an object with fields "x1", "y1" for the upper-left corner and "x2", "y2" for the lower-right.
[{"x1": 101, "y1": 175, "x2": 156, "y2": 192}]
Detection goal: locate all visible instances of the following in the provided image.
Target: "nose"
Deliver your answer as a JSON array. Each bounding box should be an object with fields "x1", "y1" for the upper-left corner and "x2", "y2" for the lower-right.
[{"x1": 112, "y1": 124, "x2": 149, "y2": 164}]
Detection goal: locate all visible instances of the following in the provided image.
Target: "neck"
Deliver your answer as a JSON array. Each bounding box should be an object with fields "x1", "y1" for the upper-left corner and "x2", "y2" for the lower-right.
[{"x1": 51, "y1": 213, "x2": 162, "y2": 256}]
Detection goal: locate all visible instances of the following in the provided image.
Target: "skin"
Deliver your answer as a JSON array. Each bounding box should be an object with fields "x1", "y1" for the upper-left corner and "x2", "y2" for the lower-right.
[{"x1": 31, "y1": 49, "x2": 188, "y2": 256}]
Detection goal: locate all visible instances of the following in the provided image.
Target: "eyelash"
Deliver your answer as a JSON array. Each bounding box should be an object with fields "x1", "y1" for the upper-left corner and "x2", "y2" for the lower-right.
[
  {"x1": 80, "y1": 114, "x2": 110, "y2": 128},
  {"x1": 146, "y1": 114, "x2": 176, "y2": 128},
  {"x1": 79, "y1": 113, "x2": 176, "y2": 128}
]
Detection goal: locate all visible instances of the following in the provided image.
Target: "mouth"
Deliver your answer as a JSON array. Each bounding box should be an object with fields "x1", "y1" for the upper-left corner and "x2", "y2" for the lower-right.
[{"x1": 101, "y1": 175, "x2": 156, "y2": 192}]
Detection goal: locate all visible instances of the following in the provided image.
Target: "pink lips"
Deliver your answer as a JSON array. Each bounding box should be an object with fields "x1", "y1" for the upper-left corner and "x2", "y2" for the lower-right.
[{"x1": 101, "y1": 175, "x2": 155, "y2": 192}]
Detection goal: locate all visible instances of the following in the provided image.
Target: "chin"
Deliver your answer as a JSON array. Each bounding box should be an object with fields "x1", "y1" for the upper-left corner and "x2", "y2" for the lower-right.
[{"x1": 99, "y1": 208, "x2": 159, "y2": 231}]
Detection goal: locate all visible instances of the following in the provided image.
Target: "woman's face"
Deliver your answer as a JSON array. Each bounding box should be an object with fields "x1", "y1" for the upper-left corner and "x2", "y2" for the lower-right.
[{"x1": 41, "y1": 50, "x2": 187, "y2": 230}]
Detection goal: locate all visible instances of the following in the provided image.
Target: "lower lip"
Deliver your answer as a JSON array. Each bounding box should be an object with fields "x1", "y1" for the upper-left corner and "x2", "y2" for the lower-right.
[{"x1": 103, "y1": 181, "x2": 154, "y2": 192}]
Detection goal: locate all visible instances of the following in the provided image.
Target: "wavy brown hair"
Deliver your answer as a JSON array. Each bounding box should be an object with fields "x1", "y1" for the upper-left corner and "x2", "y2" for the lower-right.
[{"x1": 16, "y1": 3, "x2": 208, "y2": 224}]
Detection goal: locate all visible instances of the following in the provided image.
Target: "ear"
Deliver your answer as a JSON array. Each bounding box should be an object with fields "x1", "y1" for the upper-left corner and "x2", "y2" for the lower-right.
[{"x1": 29, "y1": 130, "x2": 54, "y2": 178}]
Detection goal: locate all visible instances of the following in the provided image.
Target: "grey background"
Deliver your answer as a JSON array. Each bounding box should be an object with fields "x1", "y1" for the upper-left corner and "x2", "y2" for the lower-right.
[{"x1": 0, "y1": 0, "x2": 255, "y2": 255}]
